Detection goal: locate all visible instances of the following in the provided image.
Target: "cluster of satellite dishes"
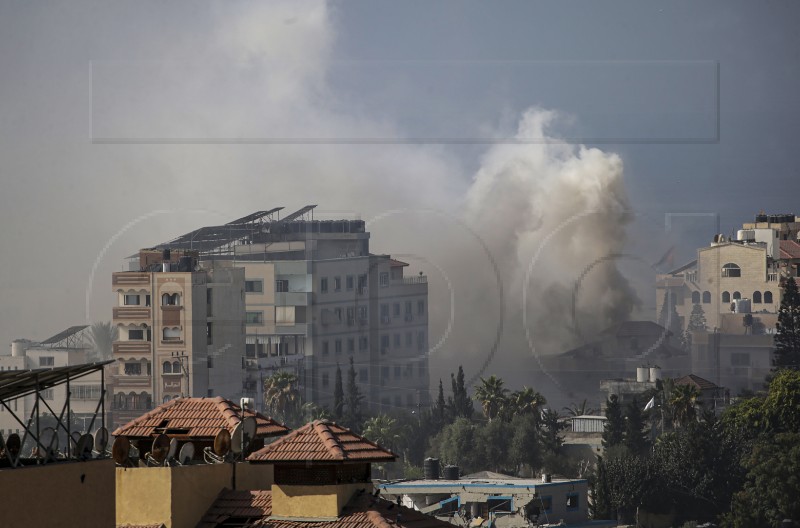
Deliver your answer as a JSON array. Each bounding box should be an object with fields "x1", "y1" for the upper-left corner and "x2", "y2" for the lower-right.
[
  {"x1": 0, "y1": 426, "x2": 111, "y2": 468},
  {"x1": 108, "y1": 415, "x2": 258, "y2": 468}
]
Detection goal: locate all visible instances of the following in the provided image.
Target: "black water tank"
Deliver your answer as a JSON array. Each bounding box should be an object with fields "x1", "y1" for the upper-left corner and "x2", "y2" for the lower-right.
[
  {"x1": 178, "y1": 256, "x2": 194, "y2": 272},
  {"x1": 756, "y1": 213, "x2": 768, "y2": 223},
  {"x1": 162, "y1": 249, "x2": 171, "y2": 260},
  {"x1": 443, "y1": 465, "x2": 460, "y2": 480},
  {"x1": 424, "y1": 458, "x2": 440, "y2": 480}
]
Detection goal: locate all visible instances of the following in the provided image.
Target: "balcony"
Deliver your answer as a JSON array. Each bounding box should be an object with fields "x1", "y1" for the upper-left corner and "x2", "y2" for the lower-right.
[
  {"x1": 113, "y1": 341, "x2": 152, "y2": 356},
  {"x1": 113, "y1": 306, "x2": 151, "y2": 322},
  {"x1": 274, "y1": 291, "x2": 312, "y2": 306},
  {"x1": 394, "y1": 275, "x2": 427, "y2": 285},
  {"x1": 275, "y1": 323, "x2": 308, "y2": 335},
  {"x1": 112, "y1": 272, "x2": 151, "y2": 287},
  {"x1": 161, "y1": 305, "x2": 182, "y2": 326}
]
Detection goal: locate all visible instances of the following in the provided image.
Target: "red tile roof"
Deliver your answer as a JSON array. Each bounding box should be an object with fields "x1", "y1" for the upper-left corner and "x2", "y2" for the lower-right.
[
  {"x1": 674, "y1": 374, "x2": 719, "y2": 391},
  {"x1": 247, "y1": 420, "x2": 395, "y2": 463},
  {"x1": 780, "y1": 240, "x2": 800, "y2": 259},
  {"x1": 197, "y1": 489, "x2": 452, "y2": 528},
  {"x1": 111, "y1": 397, "x2": 289, "y2": 440}
]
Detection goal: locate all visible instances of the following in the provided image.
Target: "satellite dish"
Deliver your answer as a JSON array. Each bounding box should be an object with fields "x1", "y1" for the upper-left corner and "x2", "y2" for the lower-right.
[
  {"x1": 71, "y1": 431, "x2": 81, "y2": 447},
  {"x1": 39, "y1": 427, "x2": 58, "y2": 459},
  {"x1": 230, "y1": 423, "x2": 243, "y2": 454},
  {"x1": 6, "y1": 433, "x2": 21, "y2": 458},
  {"x1": 178, "y1": 442, "x2": 195, "y2": 465},
  {"x1": 76, "y1": 434, "x2": 94, "y2": 460},
  {"x1": 94, "y1": 427, "x2": 109, "y2": 454},
  {"x1": 111, "y1": 436, "x2": 130, "y2": 466},
  {"x1": 150, "y1": 434, "x2": 170, "y2": 464},
  {"x1": 166, "y1": 438, "x2": 178, "y2": 463},
  {"x1": 241, "y1": 417, "x2": 257, "y2": 454},
  {"x1": 213, "y1": 429, "x2": 231, "y2": 457}
]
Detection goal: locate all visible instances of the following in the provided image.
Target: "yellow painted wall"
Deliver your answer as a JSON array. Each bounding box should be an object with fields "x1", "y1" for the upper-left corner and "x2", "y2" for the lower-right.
[
  {"x1": 236, "y1": 461, "x2": 274, "y2": 490},
  {"x1": 0, "y1": 459, "x2": 115, "y2": 528},
  {"x1": 272, "y1": 482, "x2": 367, "y2": 519},
  {"x1": 116, "y1": 466, "x2": 175, "y2": 527},
  {"x1": 170, "y1": 464, "x2": 234, "y2": 528}
]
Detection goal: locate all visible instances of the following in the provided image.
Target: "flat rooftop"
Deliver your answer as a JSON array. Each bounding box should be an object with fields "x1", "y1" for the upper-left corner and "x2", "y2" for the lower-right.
[{"x1": 379, "y1": 477, "x2": 586, "y2": 491}]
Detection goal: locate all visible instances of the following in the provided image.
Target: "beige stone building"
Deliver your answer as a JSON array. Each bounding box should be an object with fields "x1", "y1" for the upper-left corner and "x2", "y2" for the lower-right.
[{"x1": 111, "y1": 250, "x2": 245, "y2": 429}]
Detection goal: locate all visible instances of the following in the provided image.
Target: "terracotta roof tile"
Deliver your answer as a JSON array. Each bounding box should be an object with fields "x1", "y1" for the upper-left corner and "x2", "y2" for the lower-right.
[
  {"x1": 674, "y1": 374, "x2": 719, "y2": 390},
  {"x1": 197, "y1": 489, "x2": 453, "y2": 528},
  {"x1": 112, "y1": 397, "x2": 290, "y2": 440},
  {"x1": 247, "y1": 420, "x2": 395, "y2": 463},
  {"x1": 780, "y1": 240, "x2": 800, "y2": 259}
]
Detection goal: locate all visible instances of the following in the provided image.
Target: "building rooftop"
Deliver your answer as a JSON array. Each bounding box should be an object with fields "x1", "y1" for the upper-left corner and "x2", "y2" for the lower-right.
[
  {"x1": 111, "y1": 396, "x2": 289, "y2": 440},
  {"x1": 247, "y1": 420, "x2": 395, "y2": 463},
  {"x1": 780, "y1": 239, "x2": 800, "y2": 259},
  {"x1": 674, "y1": 374, "x2": 720, "y2": 391},
  {"x1": 379, "y1": 477, "x2": 586, "y2": 491},
  {"x1": 198, "y1": 489, "x2": 453, "y2": 528}
]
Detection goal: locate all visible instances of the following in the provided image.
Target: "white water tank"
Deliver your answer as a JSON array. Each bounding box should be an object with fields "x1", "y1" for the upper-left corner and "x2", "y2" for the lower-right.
[
  {"x1": 649, "y1": 366, "x2": 662, "y2": 382},
  {"x1": 636, "y1": 367, "x2": 649, "y2": 383},
  {"x1": 11, "y1": 339, "x2": 30, "y2": 357}
]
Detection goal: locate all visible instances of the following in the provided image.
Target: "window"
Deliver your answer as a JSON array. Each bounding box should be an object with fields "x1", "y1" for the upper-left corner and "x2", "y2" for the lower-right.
[
  {"x1": 275, "y1": 279, "x2": 289, "y2": 293},
  {"x1": 41, "y1": 388, "x2": 54, "y2": 400},
  {"x1": 346, "y1": 307, "x2": 355, "y2": 326},
  {"x1": 722, "y1": 263, "x2": 741, "y2": 278},
  {"x1": 358, "y1": 306, "x2": 368, "y2": 323},
  {"x1": 405, "y1": 301, "x2": 413, "y2": 321},
  {"x1": 703, "y1": 291, "x2": 711, "y2": 303},
  {"x1": 145, "y1": 294, "x2": 151, "y2": 306},
  {"x1": 731, "y1": 352, "x2": 750, "y2": 366},
  {"x1": 394, "y1": 334, "x2": 401, "y2": 347},
  {"x1": 163, "y1": 328, "x2": 181, "y2": 341},
  {"x1": 207, "y1": 357, "x2": 214, "y2": 368},
  {"x1": 765, "y1": 291, "x2": 774, "y2": 304},
  {"x1": 206, "y1": 289, "x2": 213, "y2": 304},
  {"x1": 722, "y1": 291, "x2": 731, "y2": 303},
  {"x1": 346, "y1": 275, "x2": 354, "y2": 290},
  {"x1": 334, "y1": 307, "x2": 343, "y2": 323},
  {"x1": 128, "y1": 329, "x2": 144, "y2": 340},
  {"x1": 206, "y1": 322, "x2": 213, "y2": 343},
  {"x1": 753, "y1": 291, "x2": 762, "y2": 303},
  {"x1": 245, "y1": 280, "x2": 263, "y2": 293},
  {"x1": 161, "y1": 293, "x2": 180, "y2": 306},
  {"x1": 406, "y1": 332, "x2": 412, "y2": 347},
  {"x1": 322, "y1": 372, "x2": 329, "y2": 387},
  {"x1": 733, "y1": 291, "x2": 741, "y2": 300},
  {"x1": 360, "y1": 368, "x2": 368, "y2": 381},
  {"x1": 347, "y1": 338, "x2": 355, "y2": 353},
  {"x1": 691, "y1": 291, "x2": 700, "y2": 304},
  {"x1": 320, "y1": 277, "x2": 328, "y2": 293},
  {"x1": 124, "y1": 362, "x2": 142, "y2": 375},
  {"x1": 276, "y1": 306, "x2": 295, "y2": 324},
  {"x1": 381, "y1": 335, "x2": 390, "y2": 353},
  {"x1": 381, "y1": 304, "x2": 390, "y2": 324},
  {"x1": 163, "y1": 361, "x2": 172, "y2": 374},
  {"x1": 487, "y1": 496, "x2": 513, "y2": 514},
  {"x1": 394, "y1": 365, "x2": 401, "y2": 378},
  {"x1": 334, "y1": 276, "x2": 342, "y2": 292},
  {"x1": 72, "y1": 385, "x2": 102, "y2": 400},
  {"x1": 124, "y1": 294, "x2": 140, "y2": 306},
  {"x1": 379, "y1": 272, "x2": 389, "y2": 287},
  {"x1": 418, "y1": 361, "x2": 426, "y2": 377},
  {"x1": 359, "y1": 336, "x2": 369, "y2": 351},
  {"x1": 335, "y1": 339, "x2": 342, "y2": 355},
  {"x1": 381, "y1": 366, "x2": 390, "y2": 379},
  {"x1": 246, "y1": 311, "x2": 264, "y2": 325},
  {"x1": 39, "y1": 356, "x2": 54, "y2": 367},
  {"x1": 322, "y1": 341, "x2": 329, "y2": 356},
  {"x1": 393, "y1": 303, "x2": 400, "y2": 317},
  {"x1": 357, "y1": 274, "x2": 367, "y2": 292},
  {"x1": 417, "y1": 331, "x2": 426, "y2": 351},
  {"x1": 418, "y1": 300, "x2": 425, "y2": 315},
  {"x1": 172, "y1": 360, "x2": 180, "y2": 373},
  {"x1": 566, "y1": 493, "x2": 579, "y2": 511}
]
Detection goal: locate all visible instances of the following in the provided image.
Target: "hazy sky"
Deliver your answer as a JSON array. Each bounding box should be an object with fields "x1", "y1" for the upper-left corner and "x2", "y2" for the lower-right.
[{"x1": 1, "y1": 1, "x2": 799, "y2": 380}]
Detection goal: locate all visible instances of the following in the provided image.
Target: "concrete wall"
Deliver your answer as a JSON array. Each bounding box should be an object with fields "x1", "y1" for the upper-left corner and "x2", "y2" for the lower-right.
[
  {"x1": 0, "y1": 459, "x2": 115, "y2": 527},
  {"x1": 272, "y1": 482, "x2": 365, "y2": 519}
]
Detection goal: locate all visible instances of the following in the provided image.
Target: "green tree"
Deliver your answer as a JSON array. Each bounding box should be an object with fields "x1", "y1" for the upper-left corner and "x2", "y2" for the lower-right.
[
  {"x1": 476, "y1": 418, "x2": 512, "y2": 472},
  {"x1": 687, "y1": 302, "x2": 708, "y2": 331},
  {"x1": 363, "y1": 414, "x2": 404, "y2": 452},
  {"x1": 623, "y1": 397, "x2": 649, "y2": 456},
  {"x1": 473, "y1": 375, "x2": 508, "y2": 421},
  {"x1": 774, "y1": 276, "x2": 800, "y2": 370},
  {"x1": 301, "y1": 402, "x2": 331, "y2": 422},
  {"x1": 448, "y1": 366, "x2": 473, "y2": 419},
  {"x1": 432, "y1": 417, "x2": 481, "y2": 473},
  {"x1": 505, "y1": 386, "x2": 547, "y2": 423},
  {"x1": 540, "y1": 409, "x2": 566, "y2": 455},
  {"x1": 602, "y1": 395, "x2": 624, "y2": 449},
  {"x1": 508, "y1": 414, "x2": 542, "y2": 475},
  {"x1": 343, "y1": 357, "x2": 363, "y2": 430},
  {"x1": 670, "y1": 383, "x2": 700, "y2": 428},
  {"x1": 563, "y1": 398, "x2": 596, "y2": 418},
  {"x1": 263, "y1": 371, "x2": 300, "y2": 424},
  {"x1": 433, "y1": 379, "x2": 447, "y2": 431},
  {"x1": 333, "y1": 364, "x2": 344, "y2": 420},
  {"x1": 87, "y1": 321, "x2": 117, "y2": 362}
]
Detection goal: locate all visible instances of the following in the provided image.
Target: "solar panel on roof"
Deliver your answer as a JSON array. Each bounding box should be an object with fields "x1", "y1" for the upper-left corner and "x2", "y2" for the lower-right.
[{"x1": 40, "y1": 325, "x2": 89, "y2": 345}]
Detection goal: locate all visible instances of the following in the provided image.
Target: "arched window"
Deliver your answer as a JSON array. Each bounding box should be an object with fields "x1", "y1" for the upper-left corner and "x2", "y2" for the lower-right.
[
  {"x1": 114, "y1": 392, "x2": 127, "y2": 410},
  {"x1": 129, "y1": 392, "x2": 138, "y2": 410},
  {"x1": 163, "y1": 361, "x2": 171, "y2": 374},
  {"x1": 691, "y1": 291, "x2": 700, "y2": 304},
  {"x1": 161, "y1": 293, "x2": 180, "y2": 306},
  {"x1": 140, "y1": 392, "x2": 151, "y2": 410},
  {"x1": 702, "y1": 291, "x2": 711, "y2": 303},
  {"x1": 163, "y1": 395, "x2": 171, "y2": 403},
  {"x1": 722, "y1": 263, "x2": 741, "y2": 278},
  {"x1": 764, "y1": 291, "x2": 773, "y2": 304},
  {"x1": 172, "y1": 361, "x2": 181, "y2": 373},
  {"x1": 722, "y1": 291, "x2": 731, "y2": 303},
  {"x1": 733, "y1": 291, "x2": 741, "y2": 300},
  {"x1": 753, "y1": 291, "x2": 762, "y2": 303}
]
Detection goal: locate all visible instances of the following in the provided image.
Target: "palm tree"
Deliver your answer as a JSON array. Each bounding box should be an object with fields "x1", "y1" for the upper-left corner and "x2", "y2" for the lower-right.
[
  {"x1": 263, "y1": 371, "x2": 300, "y2": 424},
  {"x1": 87, "y1": 321, "x2": 118, "y2": 362},
  {"x1": 301, "y1": 402, "x2": 331, "y2": 422},
  {"x1": 474, "y1": 375, "x2": 509, "y2": 421},
  {"x1": 362, "y1": 414, "x2": 404, "y2": 452},
  {"x1": 669, "y1": 383, "x2": 700, "y2": 427},
  {"x1": 563, "y1": 399, "x2": 597, "y2": 417},
  {"x1": 505, "y1": 387, "x2": 547, "y2": 423}
]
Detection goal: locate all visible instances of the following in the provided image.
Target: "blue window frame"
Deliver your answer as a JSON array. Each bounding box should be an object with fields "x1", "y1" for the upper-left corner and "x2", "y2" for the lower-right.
[
  {"x1": 566, "y1": 492, "x2": 579, "y2": 511},
  {"x1": 487, "y1": 495, "x2": 513, "y2": 514},
  {"x1": 438, "y1": 496, "x2": 460, "y2": 515}
]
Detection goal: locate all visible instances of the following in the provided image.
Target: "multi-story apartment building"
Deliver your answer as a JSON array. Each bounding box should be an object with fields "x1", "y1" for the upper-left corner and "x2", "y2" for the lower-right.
[
  {"x1": 1, "y1": 327, "x2": 106, "y2": 437},
  {"x1": 110, "y1": 249, "x2": 245, "y2": 429},
  {"x1": 143, "y1": 205, "x2": 430, "y2": 413}
]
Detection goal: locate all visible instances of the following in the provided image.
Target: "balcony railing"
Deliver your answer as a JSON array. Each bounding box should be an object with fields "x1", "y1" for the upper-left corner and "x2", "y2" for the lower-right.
[
  {"x1": 768, "y1": 272, "x2": 779, "y2": 282},
  {"x1": 113, "y1": 341, "x2": 152, "y2": 356},
  {"x1": 393, "y1": 276, "x2": 427, "y2": 286},
  {"x1": 112, "y1": 272, "x2": 151, "y2": 287},
  {"x1": 113, "y1": 306, "x2": 151, "y2": 321}
]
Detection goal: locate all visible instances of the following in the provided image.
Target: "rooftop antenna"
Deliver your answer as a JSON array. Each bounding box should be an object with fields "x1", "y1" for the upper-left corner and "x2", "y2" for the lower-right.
[
  {"x1": 111, "y1": 436, "x2": 131, "y2": 467},
  {"x1": 178, "y1": 442, "x2": 195, "y2": 465},
  {"x1": 204, "y1": 429, "x2": 231, "y2": 464},
  {"x1": 94, "y1": 427, "x2": 109, "y2": 458},
  {"x1": 76, "y1": 434, "x2": 94, "y2": 460}
]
